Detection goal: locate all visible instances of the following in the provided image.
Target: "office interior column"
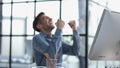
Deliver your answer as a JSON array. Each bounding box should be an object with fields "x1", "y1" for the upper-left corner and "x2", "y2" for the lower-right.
[{"x1": 0, "y1": 0, "x2": 2, "y2": 54}]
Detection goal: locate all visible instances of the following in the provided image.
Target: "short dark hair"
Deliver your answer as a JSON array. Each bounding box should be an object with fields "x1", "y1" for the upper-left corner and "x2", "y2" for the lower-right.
[{"x1": 33, "y1": 12, "x2": 45, "y2": 32}]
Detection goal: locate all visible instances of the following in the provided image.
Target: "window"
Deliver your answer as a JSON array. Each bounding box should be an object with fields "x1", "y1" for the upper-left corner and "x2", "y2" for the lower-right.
[{"x1": 0, "y1": 0, "x2": 86, "y2": 68}]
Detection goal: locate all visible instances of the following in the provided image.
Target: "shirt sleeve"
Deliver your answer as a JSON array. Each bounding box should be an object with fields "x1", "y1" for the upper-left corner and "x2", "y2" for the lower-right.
[
  {"x1": 53, "y1": 28, "x2": 62, "y2": 54},
  {"x1": 62, "y1": 30, "x2": 80, "y2": 56}
]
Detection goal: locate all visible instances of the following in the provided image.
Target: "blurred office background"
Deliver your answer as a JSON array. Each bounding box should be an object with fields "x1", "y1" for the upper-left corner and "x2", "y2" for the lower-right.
[
  {"x1": 2, "y1": 0, "x2": 120, "y2": 68},
  {"x1": 0, "y1": 0, "x2": 86, "y2": 68}
]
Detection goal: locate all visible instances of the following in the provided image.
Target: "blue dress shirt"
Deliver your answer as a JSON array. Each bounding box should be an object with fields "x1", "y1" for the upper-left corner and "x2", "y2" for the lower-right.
[{"x1": 32, "y1": 29, "x2": 80, "y2": 66}]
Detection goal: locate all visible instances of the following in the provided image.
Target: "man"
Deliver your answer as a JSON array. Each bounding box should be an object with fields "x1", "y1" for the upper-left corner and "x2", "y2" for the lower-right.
[{"x1": 32, "y1": 12, "x2": 80, "y2": 66}]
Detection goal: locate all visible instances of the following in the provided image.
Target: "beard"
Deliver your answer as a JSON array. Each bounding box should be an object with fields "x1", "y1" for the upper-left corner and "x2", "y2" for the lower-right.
[
  {"x1": 44, "y1": 24, "x2": 55, "y2": 31},
  {"x1": 49, "y1": 25, "x2": 55, "y2": 30}
]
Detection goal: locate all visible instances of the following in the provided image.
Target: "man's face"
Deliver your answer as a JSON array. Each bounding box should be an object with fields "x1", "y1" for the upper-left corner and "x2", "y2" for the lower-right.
[{"x1": 38, "y1": 14, "x2": 55, "y2": 31}]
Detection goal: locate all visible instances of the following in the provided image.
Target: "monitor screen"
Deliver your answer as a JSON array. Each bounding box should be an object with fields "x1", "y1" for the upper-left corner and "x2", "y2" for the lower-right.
[{"x1": 89, "y1": 9, "x2": 120, "y2": 60}]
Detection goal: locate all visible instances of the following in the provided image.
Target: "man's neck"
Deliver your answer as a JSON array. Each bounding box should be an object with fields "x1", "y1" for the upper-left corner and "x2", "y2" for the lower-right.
[
  {"x1": 48, "y1": 32, "x2": 52, "y2": 38},
  {"x1": 41, "y1": 30, "x2": 52, "y2": 38}
]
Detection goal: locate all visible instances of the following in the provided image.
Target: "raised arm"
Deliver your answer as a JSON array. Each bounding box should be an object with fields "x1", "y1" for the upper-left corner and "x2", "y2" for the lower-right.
[{"x1": 62, "y1": 20, "x2": 80, "y2": 56}]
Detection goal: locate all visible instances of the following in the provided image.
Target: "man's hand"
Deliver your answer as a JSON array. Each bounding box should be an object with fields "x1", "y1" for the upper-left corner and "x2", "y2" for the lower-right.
[
  {"x1": 68, "y1": 20, "x2": 77, "y2": 30},
  {"x1": 55, "y1": 19, "x2": 65, "y2": 30}
]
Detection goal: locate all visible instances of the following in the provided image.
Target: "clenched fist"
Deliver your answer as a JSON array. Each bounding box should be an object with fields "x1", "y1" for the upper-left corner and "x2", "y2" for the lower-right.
[
  {"x1": 55, "y1": 19, "x2": 65, "y2": 30},
  {"x1": 68, "y1": 20, "x2": 77, "y2": 30}
]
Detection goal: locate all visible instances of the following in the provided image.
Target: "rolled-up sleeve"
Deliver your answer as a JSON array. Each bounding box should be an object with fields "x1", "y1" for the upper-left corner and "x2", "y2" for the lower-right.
[
  {"x1": 62, "y1": 30, "x2": 80, "y2": 56},
  {"x1": 53, "y1": 28, "x2": 62, "y2": 54},
  {"x1": 72, "y1": 30, "x2": 80, "y2": 55}
]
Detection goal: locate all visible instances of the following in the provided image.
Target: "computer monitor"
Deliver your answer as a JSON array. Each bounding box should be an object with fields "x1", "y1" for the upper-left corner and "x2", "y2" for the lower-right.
[{"x1": 89, "y1": 9, "x2": 120, "y2": 60}]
